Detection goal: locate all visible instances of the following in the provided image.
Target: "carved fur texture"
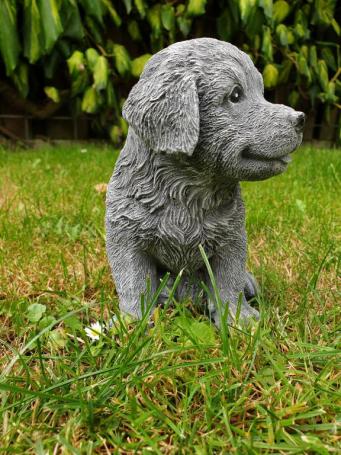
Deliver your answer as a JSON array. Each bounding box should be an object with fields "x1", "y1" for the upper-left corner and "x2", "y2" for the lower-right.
[{"x1": 106, "y1": 38, "x2": 304, "y2": 326}]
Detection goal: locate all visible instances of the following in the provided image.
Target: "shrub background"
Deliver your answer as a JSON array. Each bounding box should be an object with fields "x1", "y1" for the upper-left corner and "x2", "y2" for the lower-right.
[{"x1": 0, "y1": 0, "x2": 340, "y2": 142}]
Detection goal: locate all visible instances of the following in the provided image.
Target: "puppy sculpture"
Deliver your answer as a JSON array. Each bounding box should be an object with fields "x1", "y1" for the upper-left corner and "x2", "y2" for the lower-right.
[{"x1": 106, "y1": 38, "x2": 305, "y2": 327}]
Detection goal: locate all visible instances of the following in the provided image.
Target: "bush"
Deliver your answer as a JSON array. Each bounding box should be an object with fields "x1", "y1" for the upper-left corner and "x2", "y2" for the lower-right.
[{"x1": 0, "y1": 0, "x2": 340, "y2": 141}]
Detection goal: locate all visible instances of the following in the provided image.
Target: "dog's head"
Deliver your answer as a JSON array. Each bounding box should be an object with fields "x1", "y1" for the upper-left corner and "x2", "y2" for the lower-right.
[{"x1": 123, "y1": 38, "x2": 304, "y2": 181}]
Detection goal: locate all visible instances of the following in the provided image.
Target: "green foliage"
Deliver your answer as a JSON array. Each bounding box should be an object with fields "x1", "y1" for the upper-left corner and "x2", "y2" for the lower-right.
[{"x1": 0, "y1": 0, "x2": 339, "y2": 140}]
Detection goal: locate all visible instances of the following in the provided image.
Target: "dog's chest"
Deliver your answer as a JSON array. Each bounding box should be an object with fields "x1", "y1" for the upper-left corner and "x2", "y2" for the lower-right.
[{"x1": 150, "y1": 199, "x2": 238, "y2": 272}]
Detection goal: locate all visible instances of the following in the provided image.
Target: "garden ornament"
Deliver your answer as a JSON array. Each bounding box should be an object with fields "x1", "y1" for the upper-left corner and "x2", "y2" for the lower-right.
[{"x1": 105, "y1": 38, "x2": 305, "y2": 327}]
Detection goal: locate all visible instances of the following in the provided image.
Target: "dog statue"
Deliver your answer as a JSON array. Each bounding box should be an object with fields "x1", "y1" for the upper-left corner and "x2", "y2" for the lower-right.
[{"x1": 105, "y1": 38, "x2": 305, "y2": 327}]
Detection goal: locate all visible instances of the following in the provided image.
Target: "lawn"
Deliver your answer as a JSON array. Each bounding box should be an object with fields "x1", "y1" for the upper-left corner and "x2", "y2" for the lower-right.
[{"x1": 0, "y1": 145, "x2": 340, "y2": 454}]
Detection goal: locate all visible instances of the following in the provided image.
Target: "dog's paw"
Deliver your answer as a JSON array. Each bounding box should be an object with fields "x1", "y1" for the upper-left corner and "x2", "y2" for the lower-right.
[{"x1": 244, "y1": 271, "x2": 259, "y2": 302}]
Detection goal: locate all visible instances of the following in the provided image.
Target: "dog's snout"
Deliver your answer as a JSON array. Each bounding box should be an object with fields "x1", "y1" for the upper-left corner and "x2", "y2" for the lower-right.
[{"x1": 290, "y1": 111, "x2": 306, "y2": 132}]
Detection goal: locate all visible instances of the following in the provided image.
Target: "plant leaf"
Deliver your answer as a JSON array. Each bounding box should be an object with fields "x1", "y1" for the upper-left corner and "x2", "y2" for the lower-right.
[
  {"x1": 61, "y1": 0, "x2": 84, "y2": 40},
  {"x1": 259, "y1": 0, "x2": 273, "y2": 19},
  {"x1": 102, "y1": 0, "x2": 121, "y2": 27},
  {"x1": 134, "y1": 0, "x2": 146, "y2": 18},
  {"x1": 81, "y1": 86, "x2": 99, "y2": 113},
  {"x1": 80, "y1": 0, "x2": 105, "y2": 24},
  {"x1": 187, "y1": 0, "x2": 207, "y2": 17},
  {"x1": 113, "y1": 44, "x2": 131, "y2": 76},
  {"x1": 86, "y1": 48, "x2": 100, "y2": 73},
  {"x1": 272, "y1": 0, "x2": 290, "y2": 23},
  {"x1": 161, "y1": 4, "x2": 175, "y2": 32},
  {"x1": 239, "y1": 0, "x2": 257, "y2": 24},
  {"x1": 44, "y1": 86, "x2": 60, "y2": 103},
  {"x1": 23, "y1": 0, "x2": 43, "y2": 64},
  {"x1": 93, "y1": 56, "x2": 109, "y2": 90},
  {"x1": 37, "y1": 0, "x2": 63, "y2": 53},
  {"x1": 276, "y1": 24, "x2": 288, "y2": 46},
  {"x1": 27, "y1": 304, "x2": 46, "y2": 323},
  {"x1": 131, "y1": 53, "x2": 152, "y2": 78},
  {"x1": 0, "y1": 0, "x2": 21, "y2": 75},
  {"x1": 262, "y1": 26, "x2": 273, "y2": 61},
  {"x1": 263, "y1": 63, "x2": 279, "y2": 88},
  {"x1": 147, "y1": 5, "x2": 162, "y2": 38}
]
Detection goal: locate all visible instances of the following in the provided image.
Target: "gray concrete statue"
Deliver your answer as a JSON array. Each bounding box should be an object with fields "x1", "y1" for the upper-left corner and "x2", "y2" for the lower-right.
[{"x1": 105, "y1": 38, "x2": 305, "y2": 327}]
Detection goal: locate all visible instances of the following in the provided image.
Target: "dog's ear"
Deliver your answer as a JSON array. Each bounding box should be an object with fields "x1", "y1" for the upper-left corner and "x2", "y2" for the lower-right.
[{"x1": 122, "y1": 73, "x2": 199, "y2": 155}]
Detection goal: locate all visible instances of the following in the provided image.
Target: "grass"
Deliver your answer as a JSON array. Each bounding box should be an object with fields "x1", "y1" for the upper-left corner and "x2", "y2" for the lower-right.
[{"x1": 0, "y1": 144, "x2": 340, "y2": 454}]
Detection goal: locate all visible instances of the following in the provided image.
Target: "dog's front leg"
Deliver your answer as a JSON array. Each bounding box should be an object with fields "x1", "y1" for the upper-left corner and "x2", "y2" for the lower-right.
[
  {"x1": 207, "y1": 245, "x2": 259, "y2": 327},
  {"x1": 106, "y1": 242, "x2": 158, "y2": 320}
]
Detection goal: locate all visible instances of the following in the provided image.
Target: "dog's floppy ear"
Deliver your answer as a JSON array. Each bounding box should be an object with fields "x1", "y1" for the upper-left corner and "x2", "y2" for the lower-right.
[{"x1": 122, "y1": 73, "x2": 199, "y2": 155}]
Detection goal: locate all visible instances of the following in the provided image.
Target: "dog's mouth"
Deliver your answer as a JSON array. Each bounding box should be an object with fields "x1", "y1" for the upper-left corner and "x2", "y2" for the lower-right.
[{"x1": 241, "y1": 146, "x2": 292, "y2": 165}]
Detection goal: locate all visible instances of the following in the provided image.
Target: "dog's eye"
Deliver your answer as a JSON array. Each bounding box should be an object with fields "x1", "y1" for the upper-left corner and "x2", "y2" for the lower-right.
[{"x1": 229, "y1": 86, "x2": 243, "y2": 103}]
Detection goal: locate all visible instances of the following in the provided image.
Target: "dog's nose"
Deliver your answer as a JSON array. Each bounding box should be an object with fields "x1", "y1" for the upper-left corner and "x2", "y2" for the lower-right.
[{"x1": 290, "y1": 112, "x2": 306, "y2": 132}]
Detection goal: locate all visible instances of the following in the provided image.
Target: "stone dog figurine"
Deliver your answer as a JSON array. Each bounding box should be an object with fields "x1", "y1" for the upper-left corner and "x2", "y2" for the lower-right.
[{"x1": 105, "y1": 38, "x2": 305, "y2": 327}]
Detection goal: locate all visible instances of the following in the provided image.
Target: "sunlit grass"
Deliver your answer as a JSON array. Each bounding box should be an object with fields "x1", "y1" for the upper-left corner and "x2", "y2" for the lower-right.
[{"x1": 0, "y1": 145, "x2": 340, "y2": 453}]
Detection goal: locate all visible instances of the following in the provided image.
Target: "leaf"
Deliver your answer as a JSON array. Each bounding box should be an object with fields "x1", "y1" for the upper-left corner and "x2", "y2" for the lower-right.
[
  {"x1": 128, "y1": 20, "x2": 141, "y2": 41},
  {"x1": 277, "y1": 59, "x2": 292, "y2": 84},
  {"x1": 81, "y1": 86, "x2": 99, "y2": 113},
  {"x1": 272, "y1": 0, "x2": 290, "y2": 23},
  {"x1": 85, "y1": 48, "x2": 100, "y2": 72},
  {"x1": 177, "y1": 16, "x2": 192, "y2": 37},
  {"x1": 131, "y1": 54, "x2": 152, "y2": 78},
  {"x1": 44, "y1": 86, "x2": 60, "y2": 103},
  {"x1": 259, "y1": 0, "x2": 273, "y2": 19},
  {"x1": 245, "y1": 8, "x2": 264, "y2": 39},
  {"x1": 67, "y1": 50, "x2": 89, "y2": 95},
  {"x1": 48, "y1": 328, "x2": 67, "y2": 349},
  {"x1": 23, "y1": 0, "x2": 43, "y2": 64},
  {"x1": 134, "y1": 0, "x2": 145, "y2": 18},
  {"x1": 67, "y1": 50, "x2": 85, "y2": 77},
  {"x1": 38, "y1": 315, "x2": 57, "y2": 330},
  {"x1": 315, "y1": 0, "x2": 335, "y2": 26},
  {"x1": 80, "y1": 0, "x2": 105, "y2": 24},
  {"x1": 106, "y1": 80, "x2": 116, "y2": 107},
  {"x1": 297, "y1": 54, "x2": 311, "y2": 82},
  {"x1": 37, "y1": 0, "x2": 63, "y2": 53},
  {"x1": 263, "y1": 63, "x2": 279, "y2": 88},
  {"x1": 187, "y1": 0, "x2": 207, "y2": 17},
  {"x1": 113, "y1": 44, "x2": 131, "y2": 76},
  {"x1": 174, "y1": 316, "x2": 216, "y2": 345},
  {"x1": 61, "y1": 0, "x2": 84, "y2": 40},
  {"x1": 295, "y1": 23, "x2": 306, "y2": 39},
  {"x1": 316, "y1": 60, "x2": 329, "y2": 91},
  {"x1": 110, "y1": 125, "x2": 123, "y2": 144},
  {"x1": 64, "y1": 314, "x2": 82, "y2": 331},
  {"x1": 27, "y1": 304, "x2": 46, "y2": 323},
  {"x1": 276, "y1": 24, "x2": 288, "y2": 46},
  {"x1": 147, "y1": 4, "x2": 162, "y2": 38},
  {"x1": 289, "y1": 90, "x2": 299, "y2": 107},
  {"x1": 262, "y1": 26, "x2": 273, "y2": 61},
  {"x1": 93, "y1": 56, "x2": 109, "y2": 90},
  {"x1": 11, "y1": 62, "x2": 29, "y2": 97},
  {"x1": 122, "y1": 0, "x2": 132, "y2": 14},
  {"x1": 309, "y1": 46, "x2": 318, "y2": 69},
  {"x1": 321, "y1": 48, "x2": 337, "y2": 71},
  {"x1": 331, "y1": 18, "x2": 340, "y2": 35},
  {"x1": 161, "y1": 4, "x2": 175, "y2": 32},
  {"x1": 102, "y1": 0, "x2": 121, "y2": 27},
  {"x1": 0, "y1": 0, "x2": 21, "y2": 75},
  {"x1": 239, "y1": 0, "x2": 257, "y2": 24},
  {"x1": 287, "y1": 28, "x2": 295, "y2": 44}
]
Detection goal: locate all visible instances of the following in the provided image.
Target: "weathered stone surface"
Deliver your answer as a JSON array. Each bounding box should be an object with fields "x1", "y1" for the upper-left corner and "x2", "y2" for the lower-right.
[{"x1": 106, "y1": 38, "x2": 305, "y2": 326}]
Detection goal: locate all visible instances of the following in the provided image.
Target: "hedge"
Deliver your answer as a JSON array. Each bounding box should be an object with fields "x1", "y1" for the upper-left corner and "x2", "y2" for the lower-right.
[{"x1": 0, "y1": 0, "x2": 340, "y2": 141}]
